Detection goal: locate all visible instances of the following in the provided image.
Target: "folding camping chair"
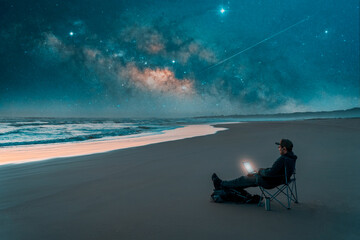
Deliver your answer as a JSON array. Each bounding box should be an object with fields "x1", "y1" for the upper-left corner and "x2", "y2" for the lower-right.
[{"x1": 258, "y1": 164, "x2": 298, "y2": 211}]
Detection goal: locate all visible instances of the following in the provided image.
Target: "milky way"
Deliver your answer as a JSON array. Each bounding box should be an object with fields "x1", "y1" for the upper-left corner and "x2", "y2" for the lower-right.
[{"x1": 0, "y1": 0, "x2": 359, "y2": 117}]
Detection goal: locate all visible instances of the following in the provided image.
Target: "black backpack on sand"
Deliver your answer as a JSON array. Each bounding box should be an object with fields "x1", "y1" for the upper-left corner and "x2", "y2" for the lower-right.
[{"x1": 211, "y1": 189, "x2": 261, "y2": 204}]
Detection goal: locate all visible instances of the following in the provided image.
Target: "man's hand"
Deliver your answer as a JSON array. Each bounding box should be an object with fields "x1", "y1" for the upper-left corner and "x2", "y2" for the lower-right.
[{"x1": 247, "y1": 171, "x2": 257, "y2": 177}]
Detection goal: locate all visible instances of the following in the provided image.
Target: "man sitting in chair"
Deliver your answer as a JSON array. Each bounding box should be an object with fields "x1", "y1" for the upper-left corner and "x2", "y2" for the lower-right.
[{"x1": 212, "y1": 139, "x2": 297, "y2": 191}]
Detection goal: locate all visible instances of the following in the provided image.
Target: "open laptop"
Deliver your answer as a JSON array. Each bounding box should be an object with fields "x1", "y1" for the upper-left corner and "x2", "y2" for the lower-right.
[{"x1": 242, "y1": 161, "x2": 256, "y2": 175}]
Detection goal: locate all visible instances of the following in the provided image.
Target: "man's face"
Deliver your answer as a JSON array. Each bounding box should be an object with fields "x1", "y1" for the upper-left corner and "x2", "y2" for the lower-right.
[{"x1": 278, "y1": 145, "x2": 287, "y2": 155}]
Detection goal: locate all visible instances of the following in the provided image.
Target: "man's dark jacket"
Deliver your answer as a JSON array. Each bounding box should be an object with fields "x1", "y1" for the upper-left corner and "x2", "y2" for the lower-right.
[{"x1": 258, "y1": 151, "x2": 297, "y2": 189}]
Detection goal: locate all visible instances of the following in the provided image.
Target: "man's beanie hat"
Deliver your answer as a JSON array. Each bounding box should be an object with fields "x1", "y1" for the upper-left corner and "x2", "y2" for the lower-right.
[{"x1": 275, "y1": 139, "x2": 293, "y2": 151}]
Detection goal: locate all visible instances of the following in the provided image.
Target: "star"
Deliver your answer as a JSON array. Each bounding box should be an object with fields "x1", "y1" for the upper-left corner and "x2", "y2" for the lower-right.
[
  {"x1": 220, "y1": 8, "x2": 225, "y2": 14},
  {"x1": 69, "y1": 31, "x2": 74, "y2": 36},
  {"x1": 324, "y1": 30, "x2": 328, "y2": 34},
  {"x1": 172, "y1": 60, "x2": 176, "y2": 64}
]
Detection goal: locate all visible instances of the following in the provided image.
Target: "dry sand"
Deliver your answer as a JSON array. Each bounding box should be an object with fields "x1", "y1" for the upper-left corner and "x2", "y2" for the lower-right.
[{"x1": 0, "y1": 118, "x2": 359, "y2": 240}]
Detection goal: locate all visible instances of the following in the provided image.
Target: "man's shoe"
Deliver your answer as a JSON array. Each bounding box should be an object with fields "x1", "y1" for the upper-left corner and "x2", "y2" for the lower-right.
[
  {"x1": 211, "y1": 193, "x2": 224, "y2": 203},
  {"x1": 249, "y1": 194, "x2": 262, "y2": 204},
  {"x1": 212, "y1": 173, "x2": 222, "y2": 190}
]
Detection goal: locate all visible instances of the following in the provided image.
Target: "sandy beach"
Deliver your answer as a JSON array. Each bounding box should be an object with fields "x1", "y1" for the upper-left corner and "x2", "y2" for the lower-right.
[{"x1": 1, "y1": 118, "x2": 359, "y2": 240}]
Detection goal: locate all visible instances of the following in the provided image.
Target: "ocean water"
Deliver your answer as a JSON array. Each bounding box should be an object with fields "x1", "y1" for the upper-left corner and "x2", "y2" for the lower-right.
[
  {"x1": 2, "y1": 109, "x2": 358, "y2": 148},
  {"x1": 0, "y1": 117, "x2": 241, "y2": 148},
  {"x1": 0, "y1": 118, "x2": 194, "y2": 148}
]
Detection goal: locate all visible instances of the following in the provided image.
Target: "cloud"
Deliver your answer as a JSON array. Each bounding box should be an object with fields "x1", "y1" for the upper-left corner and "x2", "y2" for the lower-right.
[
  {"x1": 118, "y1": 63, "x2": 194, "y2": 96},
  {"x1": 39, "y1": 32, "x2": 195, "y2": 99},
  {"x1": 36, "y1": 30, "x2": 303, "y2": 116},
  {"x1": 42, "y1": 33, "x2": 74, "y2": 60},
  {"x1": 176, "y1": 41, "x2": 217, "y2": 64},
  {"x1": 34, "y1": 30, "x2": 315, "y2": 117},
  {"x1": 121, "y1": 25, "x2": 166, "y2": 54},
  {"x1": 118, "y1": 22, "x2": 217, "y2": 65}
]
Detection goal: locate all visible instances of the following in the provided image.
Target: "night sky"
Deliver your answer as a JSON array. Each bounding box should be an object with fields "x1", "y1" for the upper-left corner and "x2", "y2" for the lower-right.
[{"x1": 0, "y1": 0, "x2": 359, "y2": 117}]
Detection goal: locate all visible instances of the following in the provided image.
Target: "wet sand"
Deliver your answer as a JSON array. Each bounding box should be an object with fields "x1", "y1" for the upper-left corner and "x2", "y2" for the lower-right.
[
  {"x1": 1, "y1": 118, "x2": 359, "y2": 240},
  {"x1": 0, "y1": 124, "x2": 227, "y2": 165}
]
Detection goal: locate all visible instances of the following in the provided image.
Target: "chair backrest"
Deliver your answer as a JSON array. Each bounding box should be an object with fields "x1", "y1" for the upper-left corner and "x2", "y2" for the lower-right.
[{"x1": 284, "y1": 158, "x2": 296, "y2": 184}]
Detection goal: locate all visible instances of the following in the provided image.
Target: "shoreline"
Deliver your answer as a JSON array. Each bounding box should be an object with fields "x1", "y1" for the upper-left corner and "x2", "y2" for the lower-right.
[{"x1": 0, "y1": 123, "x2": 229, "y2": 166}]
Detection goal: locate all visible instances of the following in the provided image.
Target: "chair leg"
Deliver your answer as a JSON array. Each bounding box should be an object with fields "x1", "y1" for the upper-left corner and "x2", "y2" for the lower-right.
[
  {"x1": 286, "y1": 184, "x2": 291, "y2": 209},
  {"x1": 259, "y1": 184, "x2": 298, "y2": 210},
  {"x1": 258, "y1": 191, "x2": 264, "y2": 207},
  {"x1": 265, "y1": 197, "x2": 271, "y2": 211},
  {"x1": 294, "y1": 181, "x2": 299, "y2": 203}
]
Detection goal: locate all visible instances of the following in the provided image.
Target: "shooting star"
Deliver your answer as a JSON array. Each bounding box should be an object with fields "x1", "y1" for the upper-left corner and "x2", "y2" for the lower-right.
[{"x1": 203, "y1": 16, "x2": 311, "y2": 71}]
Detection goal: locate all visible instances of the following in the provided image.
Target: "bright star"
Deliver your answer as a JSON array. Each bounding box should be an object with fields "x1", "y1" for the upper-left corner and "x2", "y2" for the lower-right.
[
  {"x1": 69, "y1": 31, "x2": 74, "y2": 36},
  {"x1": 172, "y1": 60, "x2": 176, "y2": 64},
  {"x1": 324, "y1": 30, "x2": 328, "y2": 34},
  {"x1": 220, "y1": 8, "x2": 225, "y2": 14}
]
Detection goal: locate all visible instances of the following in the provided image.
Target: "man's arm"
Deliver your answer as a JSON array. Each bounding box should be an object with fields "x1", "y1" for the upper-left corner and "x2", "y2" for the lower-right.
[{"x1": 258, "y1": 157, "x2": 284, "y2": 178}]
